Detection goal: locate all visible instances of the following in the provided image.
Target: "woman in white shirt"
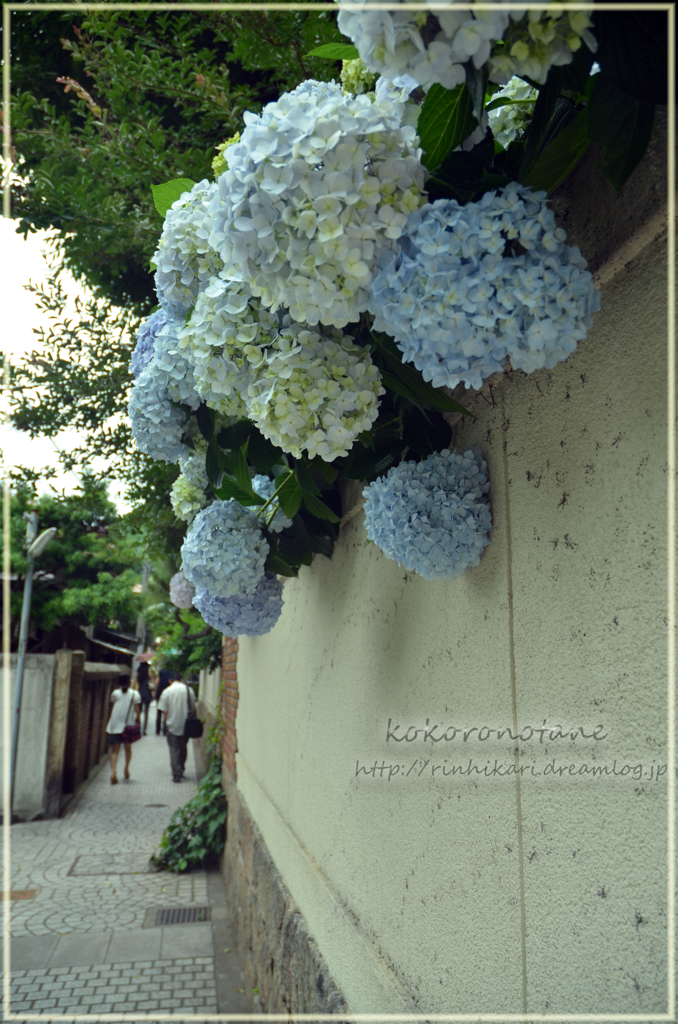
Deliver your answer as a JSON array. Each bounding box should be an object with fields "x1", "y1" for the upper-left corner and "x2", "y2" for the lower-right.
[{"x1": 106, "y1": 673, "x2": 142, "y2": 784}]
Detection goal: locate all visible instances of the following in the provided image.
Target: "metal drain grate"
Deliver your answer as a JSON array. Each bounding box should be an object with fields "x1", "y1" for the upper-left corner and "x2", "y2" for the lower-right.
[
  {"x1": 155, "y1": 907, "x2": 211, "y2": 925},
  {"x1": 144, "y1": 804, "x2": 168, "y2": 808}
]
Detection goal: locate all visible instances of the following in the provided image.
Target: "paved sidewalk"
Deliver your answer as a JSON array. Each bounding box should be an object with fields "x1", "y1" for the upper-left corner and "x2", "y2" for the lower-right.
[{"x1": 4, "y1": 714, "x2": 249, "y2": 1021}]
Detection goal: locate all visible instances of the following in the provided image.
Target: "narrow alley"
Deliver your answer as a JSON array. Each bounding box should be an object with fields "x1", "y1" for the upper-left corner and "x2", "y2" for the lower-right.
[{"x1": 5, "y1": 721, "x2": 249, "y2": 1021}]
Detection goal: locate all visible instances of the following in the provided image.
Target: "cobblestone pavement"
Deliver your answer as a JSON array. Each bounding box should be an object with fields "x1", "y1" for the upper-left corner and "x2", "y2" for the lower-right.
[{"x1": 4, "y1": 715, "x2": 249, "y2": 1020}]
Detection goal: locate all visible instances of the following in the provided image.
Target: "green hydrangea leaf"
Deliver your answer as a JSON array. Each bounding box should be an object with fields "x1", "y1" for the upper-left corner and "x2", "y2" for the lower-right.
[
  {"x1": 305, "y1": 43, "x2": 359, "y2": 60},
  {"x1": 151, "y1": 178, "x2": 196, "y2": 218}
]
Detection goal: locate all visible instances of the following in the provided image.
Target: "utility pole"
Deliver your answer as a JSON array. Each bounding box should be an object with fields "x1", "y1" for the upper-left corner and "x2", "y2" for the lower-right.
[{"x1": 10, "y1": 513, "x2": 57, "y2": 812}]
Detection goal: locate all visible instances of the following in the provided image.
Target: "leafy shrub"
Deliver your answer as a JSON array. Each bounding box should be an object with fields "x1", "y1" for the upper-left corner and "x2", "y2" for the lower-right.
[{"x1": 151, "y1": 758, "x2": 227, "y2": 873}]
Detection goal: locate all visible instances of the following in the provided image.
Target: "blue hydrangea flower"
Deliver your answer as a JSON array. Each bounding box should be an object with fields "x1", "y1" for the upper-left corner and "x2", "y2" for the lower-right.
[
  {"x1": 130, "y1": 308, "x2": 176, "y2": 378},
  {"x1": 181, "y1": 500, "x2": 269, "y2": 599},
  {"x1": 169, "y1": 571, "x2": 194, "y2": 609},
  {"x1": 128, "y1": 362, "x2": 189, "y2": 464},
  {"x1": 252, "y1": 475, "x2": 293, "y2": 533},
  {"x1": 152, "y1": 319, "x2": 202, "y2": 411},
  {"x1": 193, "y1": 573, "x2": 284, "y2": 636},
  {"x1": 368, "y1": 183, "x2": 601, "y2": 390},
  {"x1": 362, "y1": 448, "x2": 492, "y2": 580}
]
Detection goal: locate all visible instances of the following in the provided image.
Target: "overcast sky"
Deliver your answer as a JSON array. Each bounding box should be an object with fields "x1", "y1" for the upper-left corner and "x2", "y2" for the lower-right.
[{"x1": 0, "y1": 217, "x2": 131, "y2": 511}]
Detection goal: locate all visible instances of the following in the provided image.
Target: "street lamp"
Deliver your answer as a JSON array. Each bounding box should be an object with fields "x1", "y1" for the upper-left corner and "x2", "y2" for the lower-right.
[{"x1": 10, "y1": 513, "x2": 58, "y2": 811}]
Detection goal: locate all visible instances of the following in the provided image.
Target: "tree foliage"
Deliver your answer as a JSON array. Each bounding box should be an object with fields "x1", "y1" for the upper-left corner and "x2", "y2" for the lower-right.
[{"x1": 2, "y1": 475, "x2": 143, "y2": 645}]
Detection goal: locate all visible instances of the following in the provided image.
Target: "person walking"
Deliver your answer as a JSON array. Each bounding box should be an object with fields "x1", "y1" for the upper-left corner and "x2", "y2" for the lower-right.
[
  {"x1": 157, "y1": 671, "x2": 196, "y2": 783},
  {"x1": 136, "y1": 662, "x2": 153, "y2": 735},
  {"x1": 154, "y1": 668, "x2": 172, "y2": 735},
  {"x1": 106, "y1": 673, "x2": 142, "y2": 784}
]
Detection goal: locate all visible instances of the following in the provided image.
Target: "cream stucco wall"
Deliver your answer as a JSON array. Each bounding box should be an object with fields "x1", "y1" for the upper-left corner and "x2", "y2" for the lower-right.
[{"x1": 234, "y1": 212, "x2": 672, "y2": 1014}]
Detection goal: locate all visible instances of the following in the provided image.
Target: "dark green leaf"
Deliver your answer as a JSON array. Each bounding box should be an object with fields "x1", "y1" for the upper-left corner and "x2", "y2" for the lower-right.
[
  {"x1": 302, "y1": 494, "x2": 340, "y2": 523},
  {"x1": 150, "y1": 178, "x2": 196, "y2": 218},
  {"x1": 294, "y1": 461, "x2": 321, "y2": 496},
  {"x1": 205, "y1": 443, "x2": 222, "y2": 491},
  {"x1": 216, "y1": 420, "x2": 252, "y2": 450},
  {"x1": 537, "y1": 97, "x2": 578, "y2": 158},
  {"x1": 522, "y1": 108, "x2": 589, "y2": 195},
  {"x1": 195, "y1": 403, "x2": 213, "y2": 443},
  {"x1": 309, "y1": 458, "x2": 338, "y2": 485},
  {"x1": 402, "y1": 407, "x2": 453, "y2": 457},
  {"x1": 305, "y1": 43, "x2": 359, "y2": 60},
  {"x1": 265, "y1": 554, "x2": 298, "y2": 577},
  {"x1": 276, "y1": 472, "x2": 303, "y2": 519},
  {"x1": 587, "y1": 76, "x2": 655, "y2": 193},
  {"x1": 343, "y1": 444, "x2": 401, "y2": 482},
  {"x1": 376, "y1": 343, "x2": 475, "y2": 417},
  {"x1": 593, "y1": 11, "x2": 667, "y2": 105},
  {"x1": 418, "y1": 84, "x2": 477, "y2": 171},
  {"x1": 284, "y1": 515, "x2": 335, "y2": 557},
  {"x1": 212, "y1": 475, "x2": 261, "y2": 507},
  {"x1": 464, "y1": 61, "x2": 488, "y2": 125},
  {"x1": 247, "y1": 427, "x2": 281, "y2": 474},
  {"x1": 222, "y1": 447, "x2": 255, "y2": 496}
]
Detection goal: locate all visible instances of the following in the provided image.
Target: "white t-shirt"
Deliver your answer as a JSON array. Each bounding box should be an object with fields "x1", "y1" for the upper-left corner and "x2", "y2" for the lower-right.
[
  {"x1": 107, "y1": 688, "x2": 141, "y2": 734},
  {"x1": 157, "y1": 682, "x2": 196, "y2": 737}
]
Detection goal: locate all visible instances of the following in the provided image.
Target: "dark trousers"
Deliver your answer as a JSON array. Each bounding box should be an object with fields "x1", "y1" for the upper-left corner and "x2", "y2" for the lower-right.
[
  {"x1": 167, "y1": 731, "x2": 187, "y2": 780},
  {"x1": 156, "y1": 709, "x2": 166, "y2": 735}
]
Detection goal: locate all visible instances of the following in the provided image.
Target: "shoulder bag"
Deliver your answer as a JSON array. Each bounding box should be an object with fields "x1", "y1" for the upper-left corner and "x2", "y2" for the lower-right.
[
  {"x1": 121, "y1": 690, "x2": 141, "y2": 744},
  {"x1": 184, "y1": 684, "x2": 204, "y2": 739}
]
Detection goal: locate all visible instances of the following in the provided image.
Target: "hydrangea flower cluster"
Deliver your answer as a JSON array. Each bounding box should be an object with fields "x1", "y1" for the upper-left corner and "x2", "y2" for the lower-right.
[
  {"x1": 153, "y1": 179, "x2": 223, "y2": 318},
  {"x1": 207, "y1": 79, "x2": 426, "y2": 328},
  {"x1": 169, "y1": 571, "x2": 195, "y2": 610},
  {"x1": 340, "y1": 58, "x2": 377, "y2": 96},
  {"x1": 245, "y1": 324, "x2": 385, "y2": 461},
  {"x1": 337, "y1": 2, "x2": 512, "y2": 92},
  {"x1": 363, "y1": 448, "x2": 492, "y2": 580},
  {"x1": 130, "y1": 308, "x2": 175, "y2": 379},
  {"x1": 152, "y1": 319, "x2": 202, "y2": 411},
  {"x1": 170, "y1": 446, "x2": 210, "y2": 523},
  {"x1": 252, "y1": 475, "x2": 294, "y2": 533},
  {"x1": 487, "y1": 77, "x2": 537, "y2": 148},
  {"x1": 177, "y1": 277, "x2": 279, "y2": 418},
  {"x1": 128, "y1": 362, "x2": 190, "y2": 464},
  {"x1": 368, "y1": 183, "x2": 601, "y2": 389},
  {"x1": 181, "y1": 500, "x2": 269, "y2": 599},
  {"x1": 193, "y1": 572, "x2": 284, "y2": 637},
  {"x1": 489, "y1": 11, "x2": 597, "y2": 85}
]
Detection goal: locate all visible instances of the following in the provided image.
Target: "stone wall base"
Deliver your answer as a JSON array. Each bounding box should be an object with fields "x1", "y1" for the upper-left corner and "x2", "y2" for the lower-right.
[{"x1": 221, "y1": 770, "x2": 349, "y2": 1018}]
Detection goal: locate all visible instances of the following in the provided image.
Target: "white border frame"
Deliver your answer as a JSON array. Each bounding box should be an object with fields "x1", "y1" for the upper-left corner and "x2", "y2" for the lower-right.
[{"x1": 1, "y1": 2, "x2": 674, "y2": 1020}]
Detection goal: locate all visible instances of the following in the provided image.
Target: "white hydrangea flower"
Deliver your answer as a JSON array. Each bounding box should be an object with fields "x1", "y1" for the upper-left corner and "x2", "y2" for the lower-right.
[
  {"x1": 208, "y1": 79, "x2": 427, "y2": 329},
  {"x1": 181, "y1": 500, "x2": 269, "y2": 599},
  {"x1": 489, "y1": 11, "x2": 597, "y2": 85},
  {"x1": 169, "y1": 571, "x2": 195, "y2": 609},
  {"x1": 153, "y1": 179, "x2": 223, "y2": 318},
  {"x1": 487, "y1": 77, "x2": 537, "y2": 148},
  {"x1": 170, "y1": 445, "x2": 210, "y2": 523},
  {"x1": 176, "y1": 277, "x2": 278, "y2": 418},
  {"x1": 245, "y1": 323, "x2": 384, "y2": 462},
  {"x1": 337, "y1": 2, "x2": 512, "y2": 92}
]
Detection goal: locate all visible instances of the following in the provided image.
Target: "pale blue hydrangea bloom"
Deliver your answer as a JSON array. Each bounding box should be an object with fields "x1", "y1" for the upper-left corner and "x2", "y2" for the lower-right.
[
  {"x1": 251, "y1": 475, "x2": 293, "y2": 533},
  {"x1": 153, "y1": 179, "x2": 223, "y2": 318},
  {"x1": 152, "y1": 318, "x2": 202, "y2": 411},
  {"x1": 193, "y1": 572, "x2": 284, "y2": 636},
  {"x1": 368, "y1": 182, "x2": 601, "y2": 389},
  {"x1": 130, "y1": 308, "x2": 175, "y2": 378},
  {"x1": 170, "y1": 444, "x2": 210, "y2": 523},
  {"x1": 207, "y1": 79, "x2": 426, "y2": 328},
  {"x1": 181, "y1": 500, "x2": 269, "y2": 599},
  {"x1": 362, "y1": 448, "x2": 492, "y2": 580},
  {"x1": 169, "y1": 571, "x2": 195, "y2": 609},
  {"x1": 128, "y1": 362, "x2": 189, "y2": 464}
]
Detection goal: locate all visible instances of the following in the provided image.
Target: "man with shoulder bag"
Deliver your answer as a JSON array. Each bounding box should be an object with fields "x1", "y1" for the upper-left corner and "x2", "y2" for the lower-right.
[{"x1": 157, "y1": 671, "x2": 203, "y2": 783}]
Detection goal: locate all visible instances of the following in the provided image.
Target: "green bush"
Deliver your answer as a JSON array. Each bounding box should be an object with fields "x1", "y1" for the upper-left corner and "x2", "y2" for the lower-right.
[{"x1": 151, "y1": 758, "x2": 227, "y2": 873}]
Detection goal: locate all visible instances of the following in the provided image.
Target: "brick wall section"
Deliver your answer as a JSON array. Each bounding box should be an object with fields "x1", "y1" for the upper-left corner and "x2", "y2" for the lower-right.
[{"x1": 221, "y1": 635, "x2": 239, "y2": 780}]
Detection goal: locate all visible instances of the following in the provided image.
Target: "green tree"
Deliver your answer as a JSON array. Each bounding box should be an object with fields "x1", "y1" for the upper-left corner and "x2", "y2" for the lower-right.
[{"x1": 3, "y1": 475, "x2": 143, "y2": 649}]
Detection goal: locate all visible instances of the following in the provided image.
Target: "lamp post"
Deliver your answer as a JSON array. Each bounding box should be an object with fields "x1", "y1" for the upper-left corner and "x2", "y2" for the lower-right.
[{"x1": 10, "y1": 513, "x2": 58, "y2": 811}]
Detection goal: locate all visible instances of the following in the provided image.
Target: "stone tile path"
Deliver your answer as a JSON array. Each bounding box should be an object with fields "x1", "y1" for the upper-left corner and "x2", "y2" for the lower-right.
[{"x1": 4, "y1": 714, "x2": 250, "y2": 1021}]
